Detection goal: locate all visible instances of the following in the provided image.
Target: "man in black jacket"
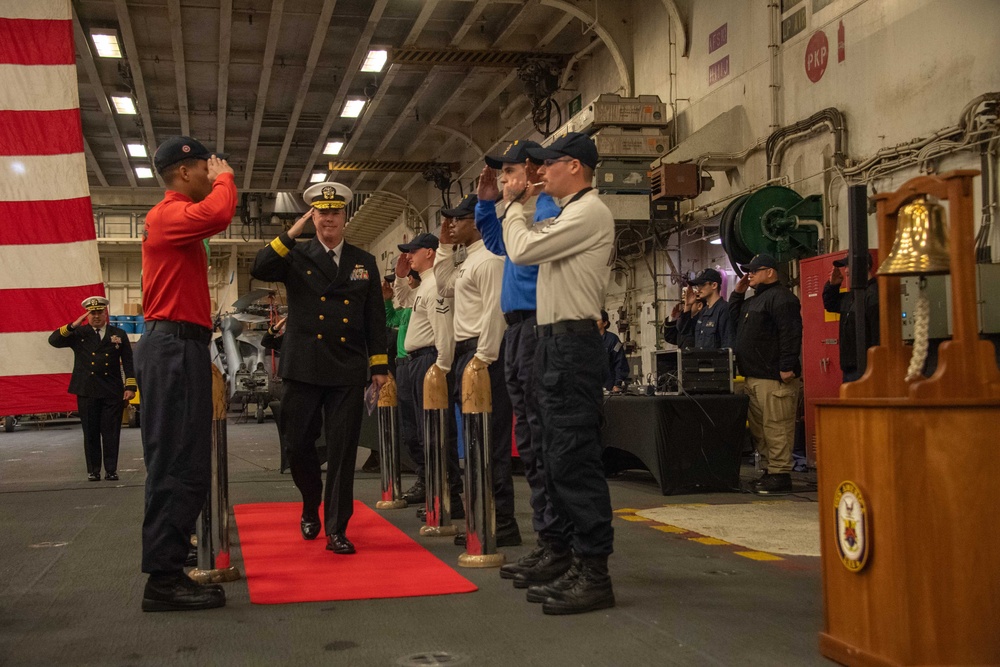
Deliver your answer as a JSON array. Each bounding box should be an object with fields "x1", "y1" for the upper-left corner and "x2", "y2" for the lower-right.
[
  {"x1": 48, "y1": 296, "x2": 136, "y2": 481},
  {"x1": 252, "y1": 182, "x2": 388, "y2": 555},
  {"x1": 823, "y1": 255, "x2": 879, "y2": 382},
  {"x1": 730, "y1": 255, "x2": 802, "y2": 495}
]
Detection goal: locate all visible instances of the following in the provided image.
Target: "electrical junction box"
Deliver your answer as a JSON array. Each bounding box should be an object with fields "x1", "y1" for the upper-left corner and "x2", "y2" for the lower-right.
[
  {"x1": 596, "y1": 159, "x2": 650, "y2": 194},
  {"x1": 650, "y1": 163, "x2": 701, "y2": 200},
  {"x1": 592, "y1": 127, "x2": 670, "y2": 158},
  {"x1": 575, "y1": 94, "x2": 668, "y2": 131}
]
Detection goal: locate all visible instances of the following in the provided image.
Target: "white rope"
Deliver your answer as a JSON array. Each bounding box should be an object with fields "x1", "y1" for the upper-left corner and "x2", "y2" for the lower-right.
[{"x1": 906, "y1": 278, "x2": 930, "y2": 381}]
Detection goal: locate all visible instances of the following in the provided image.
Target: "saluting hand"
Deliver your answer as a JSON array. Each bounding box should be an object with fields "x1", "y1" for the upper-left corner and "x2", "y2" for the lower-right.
[
  {"x1": 829, "y1": 266, "x2": 843, "y2": 286},
  {"x1": 287, "y1": 208, "x2": 313, "y2": 239},
  {"x1": 381, "y1": 280, "x2": 394, "y2": 300},
  {"x1": 478, "y1": 166, "x2": 500, "y2": 202},
  {"x1": 395, "y1": 252, "x2": 410, "y2": 278},
  {"x1": 72, "y1": 312, "x2": 89, "y2": 328},
  {"x1": 439, "y1": 218, "x2": 456, "y2": 245},
  {"x1": 735, "y1": 273, "x2": 750, "y2": 294},
  {"x1": 207, "y1": 155, "x2": 234, "y2": 181}
]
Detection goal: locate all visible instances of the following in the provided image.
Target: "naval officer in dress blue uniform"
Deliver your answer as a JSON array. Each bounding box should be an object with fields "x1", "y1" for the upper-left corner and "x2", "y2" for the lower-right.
[
  {"x1": 251, "y1": 182, "x2": 388, "y2": 555},
  {"x1": 48, "y1": 296, "x2": 136, "y2": 481}
]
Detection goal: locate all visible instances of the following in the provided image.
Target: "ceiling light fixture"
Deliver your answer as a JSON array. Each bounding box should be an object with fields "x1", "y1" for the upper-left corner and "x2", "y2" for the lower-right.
[
  {"x1": 90, "y1": 28, "x2": 122, "y2": 58},
  {"x1": 135, "y1": 166, "x2": 154, "y2": 179},
  {"x1": 111, "y1": 95, "x2": 136, "y2": 114},
  {"x1": 323, "y1": 140, "x2": 344, "y2": 155},
  {"x1": 126, "y1": 143, "x2": 146, "y2": 157},
  {"x1": 310, "y1": 172, "x2": 327, "y2": 183},
  {"x1": 340, "y1": 99, "x2": 366, "y2": 118},
  {"x1": 360, "y1": 49, "x2": 388, "y2": 73},
  {"x1": 709, "y1": 237, "x2": 723, "y2": 245}
]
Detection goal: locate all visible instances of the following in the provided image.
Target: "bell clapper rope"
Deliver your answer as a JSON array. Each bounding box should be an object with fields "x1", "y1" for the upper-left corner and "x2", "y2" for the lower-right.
[{"x1": 905, "y1": 276, "x2": 931, "y2": 381}]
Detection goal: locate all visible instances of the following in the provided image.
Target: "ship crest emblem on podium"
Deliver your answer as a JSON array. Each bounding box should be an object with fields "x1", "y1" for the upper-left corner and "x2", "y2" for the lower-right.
[{"x1": 834, "y1": 481, "x2": 870, "y2": 573}]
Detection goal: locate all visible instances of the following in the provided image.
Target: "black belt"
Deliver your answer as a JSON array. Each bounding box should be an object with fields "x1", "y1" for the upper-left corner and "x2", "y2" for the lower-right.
[
  {"x1": 454, "y1": 337, "x2": 479, "y2": 356},
  {"x1": 399, "y1": 346, "x2": 436, "y2": 365},
  {"x1": 535, "y1": 319, "x2": 597, "y2": 338},
  {"x1": 147, "y1": 319, "x2": 213, "y2": 343},
  {"x1": 504, "y1": 309, "x2": 536, "y2": 325}
]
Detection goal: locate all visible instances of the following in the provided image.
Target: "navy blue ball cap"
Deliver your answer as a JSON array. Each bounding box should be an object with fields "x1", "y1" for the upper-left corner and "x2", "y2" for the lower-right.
[
  {"x1": 398, "y1": 233, "x2": 439, "y2": 253},
  {"x1": 484, "y1": 140, "x2": 543, "y2": 169},
  {"x1": 741, "y1": 254, "x2": 779, "y2": 272},
  {"x1": 525, "y1": 132, "x2": 599, "y2": 169},
  {"x1": 688, "y1": 268, "x2": 723, "y2": 286},
  {"x1": 441, "y1": 194, "x2": 478, "y2": 219},
  {"x1": 154, "y1": 136, "x2": 228, "y2": 173}
]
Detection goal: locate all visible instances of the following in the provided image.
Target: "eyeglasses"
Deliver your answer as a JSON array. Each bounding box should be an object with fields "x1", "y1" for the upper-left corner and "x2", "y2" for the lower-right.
[{"x1": 542, "y1": 157, "x2": 575, "y2": 168}]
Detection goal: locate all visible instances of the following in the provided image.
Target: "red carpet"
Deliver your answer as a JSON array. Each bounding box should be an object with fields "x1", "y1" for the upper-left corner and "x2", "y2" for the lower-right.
[{"x1": 233, "y1": 501, "x2": 477, "y2": 604}]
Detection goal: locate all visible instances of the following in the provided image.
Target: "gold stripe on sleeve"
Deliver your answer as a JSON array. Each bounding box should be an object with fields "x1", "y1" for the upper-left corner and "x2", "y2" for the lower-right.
[
  {"x1": 269, "y1": 237, "x2": 290, "y2": 257},
  {"x1": 369, "y1": 354, "x2": 388, "y2": 367},
  {"x1": 60, "y1": 325, "x2": 72, "y2": 337}
]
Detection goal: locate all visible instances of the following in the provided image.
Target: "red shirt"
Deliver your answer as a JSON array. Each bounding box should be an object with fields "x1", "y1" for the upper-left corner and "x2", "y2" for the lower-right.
[{"x1": 142, "y1": 174, "x2": 237, "y2": 329}]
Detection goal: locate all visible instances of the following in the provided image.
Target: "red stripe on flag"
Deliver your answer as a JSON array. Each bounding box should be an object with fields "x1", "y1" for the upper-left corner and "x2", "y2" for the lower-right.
[
  {"x1": 1, "y1": 284, "x2": 106, "y2": 333},
  {"x1": 0, "y1": 198, "x2": 97, "y2": 245},
  {"x1": 0, "y1": 373, "x2": 77, "y2": 415},
  {"x1": 0, "y1": 19, "x2": 75, "y2": 65},
  {"x1": 0, "y1": 110, "x2": 84, "y2": 156}
]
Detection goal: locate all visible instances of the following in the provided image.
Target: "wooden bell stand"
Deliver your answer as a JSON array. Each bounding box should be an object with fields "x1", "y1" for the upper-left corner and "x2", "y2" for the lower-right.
[{"x1": 815, "y1": 171, "x2": 1000, "y2": 666}]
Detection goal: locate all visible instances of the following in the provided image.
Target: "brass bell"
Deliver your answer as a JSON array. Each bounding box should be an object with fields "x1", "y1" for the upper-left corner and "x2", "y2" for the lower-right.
[{"x1": 878, "y1": 197, "x2": 951, "y2": 276}]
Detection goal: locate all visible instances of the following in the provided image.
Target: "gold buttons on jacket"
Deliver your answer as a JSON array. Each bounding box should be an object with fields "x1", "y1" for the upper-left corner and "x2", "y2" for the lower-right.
[
  {"x1": 319, "y1": 315, "x2": 325, "y2": 321},
  {"x1": 343, "y1": 299, "x2": 349, "y2": 305},
  {"x1": 340, "y1": 337, "x2": 346, "y2": 343},
  {"x1": 321, "y1": 296, "x2": 327, "y2": 302},
  {"x1": 342, "y1": 318, "x2": 348, "y2": 324},
  {"x1": 317, "y1": 334, "x2": 323, "y2": 340},
  {"x1": 307, "y1": 270, "x2": 312, "y2": 275},
  {"x1": 92, "y1": 352, "x2": 95, "y2": 356}
]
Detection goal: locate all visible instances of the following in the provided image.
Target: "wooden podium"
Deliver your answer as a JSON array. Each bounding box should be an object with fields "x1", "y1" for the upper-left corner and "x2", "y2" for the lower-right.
[{"x1": 815, "y1": 171, "x2": 1000, "y2": 666}]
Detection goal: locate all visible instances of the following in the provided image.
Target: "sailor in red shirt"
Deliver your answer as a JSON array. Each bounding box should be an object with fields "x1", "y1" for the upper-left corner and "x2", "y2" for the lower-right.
[{"x1": 135, "y1": 136, "x2": 236, "y2": 612}]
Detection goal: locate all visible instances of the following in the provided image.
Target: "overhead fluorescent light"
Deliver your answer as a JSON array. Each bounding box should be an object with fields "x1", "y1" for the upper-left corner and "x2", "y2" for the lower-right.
[
  {"x1": 709, "y1": 237, "x2": 723, "y2": 245},
  {"x1": 323, "y1": 140, "x2": 344, "y2": 155},
  {"x1": 310, "y1": 172, "x2": 327, "y2": 183},
  {"x1": 340, "y1": 99, "x2": 366, "y2": 118},
  {"x1": 360, "y1": 49, "x2": 388, "y2": 73},
  {"x1": 135, "y1": 166, "x2": 154, "y2": 179},
  {"x1": 111, "y1": 95, "x2": 136, "y2": 114},
  {"x1": 90, "y1": 29, "x2": 122, "y2": 58},
  {"x1": 126, "y1": 143, "x2": 147, "y2": 157}
]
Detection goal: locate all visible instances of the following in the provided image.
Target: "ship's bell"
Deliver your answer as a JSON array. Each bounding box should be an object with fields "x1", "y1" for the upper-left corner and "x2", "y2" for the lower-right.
[{"x1": 878, "y1": 197, "x2": 951, "y2": 276}]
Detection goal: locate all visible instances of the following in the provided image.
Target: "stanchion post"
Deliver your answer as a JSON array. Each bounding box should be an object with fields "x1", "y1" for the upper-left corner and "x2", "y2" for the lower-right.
[
  {"x1": 419, "y1": 364, "x2": 459, "y2": 537},
  {"x1": 189, "y1": 365, "x2": 242, "y2": 584},
  {"x1": 375, "y1": 375, "x2": 406, "y2": 509},
  {"x1": 457, "y1": 357, "x2": 504, "y2": 568}
]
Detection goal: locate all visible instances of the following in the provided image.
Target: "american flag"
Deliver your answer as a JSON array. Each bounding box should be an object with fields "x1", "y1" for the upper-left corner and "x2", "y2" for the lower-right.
[{"x1": 0, "y1": 0, "x2": 103, "y2": 415}]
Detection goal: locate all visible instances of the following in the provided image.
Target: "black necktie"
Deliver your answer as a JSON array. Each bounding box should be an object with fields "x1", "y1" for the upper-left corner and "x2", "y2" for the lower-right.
[{"x1": 329, "y1": 249, "x2": 338, "y2": 272}]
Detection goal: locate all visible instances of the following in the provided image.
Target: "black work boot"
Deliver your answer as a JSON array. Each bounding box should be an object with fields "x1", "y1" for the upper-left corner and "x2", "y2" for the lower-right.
[
  {"x1": 142, "y1": 572, "x2": 226, "y2": 612},
  {"x1": 499, "y1": 540, "x2": 548, "y2": 580},
  {"x1": 541, "y1": 554, "x2": 615, "y2": 615},
  {"x1": 753, "y1": 472, "x2": 792, "y2": 495},
  {"x1": 526, "y1": 557, "x2": 582, "y2": 603},
  {"x1": 512, "y1": 543, "x2": 573, "y2": 589},
  {"x1": 401, "y1": 479, "x2": 426, "y2": 504}
]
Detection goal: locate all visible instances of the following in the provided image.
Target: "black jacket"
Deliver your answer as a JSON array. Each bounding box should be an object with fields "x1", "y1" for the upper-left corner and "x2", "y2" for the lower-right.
[
  {"x1": 48, "y1": 324, "x2": 136, "y2": 398},
  {"x1": 729, "y1": 281, "x2": 802, "y2": 381},
  {"x1": 251, "y1": 233, "x2": 388, "y2": 387},
  {"x1": 822, "y1": 278, "x2": 880, "y2": 373}
]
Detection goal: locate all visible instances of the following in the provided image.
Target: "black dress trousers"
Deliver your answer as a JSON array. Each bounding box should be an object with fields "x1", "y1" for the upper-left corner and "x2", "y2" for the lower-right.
[
  {"x1": 280, "y1": 379, "x2": 364, "y2": 535},
  {"x1": 77, "y1": 395, "x2": 125, "y2": 475},
  {"x1": 136, "y1": 329, "x2": 213, "y2": 575}
]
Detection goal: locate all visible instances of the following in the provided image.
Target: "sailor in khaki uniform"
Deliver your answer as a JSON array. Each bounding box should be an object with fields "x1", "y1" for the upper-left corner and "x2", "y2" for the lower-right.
[
  {"x1": 48, "y1": 296, "x2": 136, "y2": 481},
  {"x1": 251, "y1": 182, "x2": 388, "y2": 555}
]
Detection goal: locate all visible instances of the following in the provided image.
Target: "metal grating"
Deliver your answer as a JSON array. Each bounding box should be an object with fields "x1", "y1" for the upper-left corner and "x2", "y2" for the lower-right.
[{"x1": 346, "y1": 191, "x2": 415, "y2": 247}]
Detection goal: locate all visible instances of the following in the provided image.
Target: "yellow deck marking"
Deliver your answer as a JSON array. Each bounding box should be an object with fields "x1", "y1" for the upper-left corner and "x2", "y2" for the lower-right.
[
  {"x1": 617, "y1": 515, "x2": 651, "y2": 522},
  {"x1": 613, "y1": 508, "x2": 640, "y2": 514},
  {"x1": 651, "y1": 525, "x2": 687, "y2": 534},
  {"x1": 735, "y1": 551, "x2": 784, "y2": 561},
  {"x1": 689, "y1": 537, "x2": 730, "y2": 546}
]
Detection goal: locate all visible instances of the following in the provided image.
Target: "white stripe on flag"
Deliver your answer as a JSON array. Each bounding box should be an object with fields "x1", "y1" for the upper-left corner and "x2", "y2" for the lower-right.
[
  {"x1": 0, "y1": 64, "x2": 79, "y2": 111},
  {"x1": 0, "y1": 332, "x2": 74, "y2": 375},
  {"x1": 0, "y1": 0, "x2": 70, "y2": 21},
  {"x1": 0, "y1": 153, "x2": 90, "y2": 202},
  {"x1": 0, "y1": 240, "x2": 102, "y2": 290}
]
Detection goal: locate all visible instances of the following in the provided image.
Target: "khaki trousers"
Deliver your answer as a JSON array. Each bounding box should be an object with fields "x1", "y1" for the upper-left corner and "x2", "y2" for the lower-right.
[{"x1": 744, "y1": 376, "x2": 801, "y2": 474}]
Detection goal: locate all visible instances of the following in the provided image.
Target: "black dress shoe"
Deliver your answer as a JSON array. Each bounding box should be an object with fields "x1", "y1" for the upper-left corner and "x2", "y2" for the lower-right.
[
  {"x1": 105, "y1": 472, "x2": 119, "y2": 481},
  {"x1": 326, "y1": 533, "x2": 356, "y2": 554},
  {"x1": 402, "y1": 480, "x2": 426, "y2": 505},
  {"x1": 416, "y1": 506, "x2": 427, "y2": 521},
  {"x1": 753, "y1": 472, "x2": 793, "y2": 495},
  {"x1": 87, "y1": 473, "x2": 100, "y2": 482},
  {"x1": 301, "y1": 515, "x2": 321, "y2": 540},
  {"x1": 142, "y1": 572, "x2": 226, "y2": 612}
]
